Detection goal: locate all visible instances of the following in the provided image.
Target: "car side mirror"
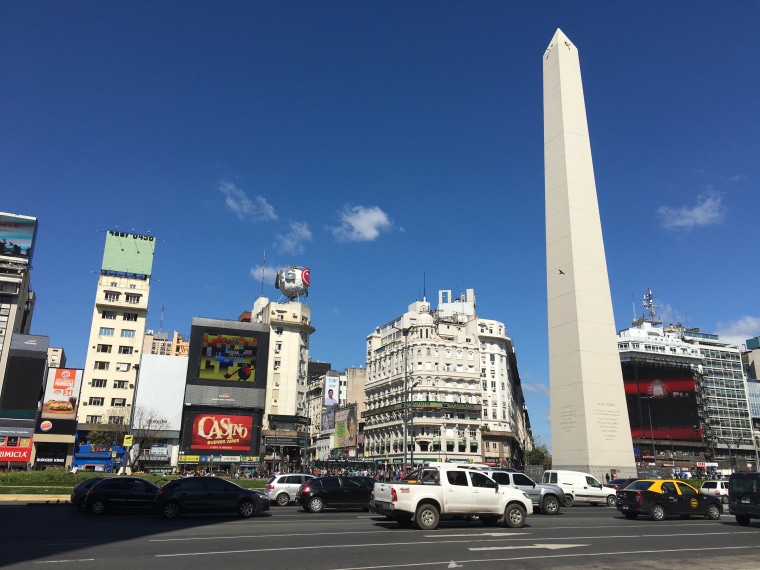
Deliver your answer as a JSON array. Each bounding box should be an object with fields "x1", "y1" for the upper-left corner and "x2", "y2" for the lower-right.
[{"x1": 494, "y1": 483, "x2": 499, "y2": 492}]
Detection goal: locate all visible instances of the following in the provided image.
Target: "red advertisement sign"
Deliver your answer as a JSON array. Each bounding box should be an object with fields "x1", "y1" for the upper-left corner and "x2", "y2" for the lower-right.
[
  {"x1": 0, "y1": 436, "x2": 33, "y2": 462},
  {"x1": 190, "y1": 414, "x2": 252, "y2": 451}
]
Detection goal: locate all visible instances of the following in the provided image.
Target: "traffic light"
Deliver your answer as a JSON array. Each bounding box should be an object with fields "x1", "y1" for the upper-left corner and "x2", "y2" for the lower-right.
[
  {"x1": 731, "y1": 457, "x2": 737, "y2": 467},
  {"x1": 692, "y1": 425, "x2": 699, "y2": 435}
]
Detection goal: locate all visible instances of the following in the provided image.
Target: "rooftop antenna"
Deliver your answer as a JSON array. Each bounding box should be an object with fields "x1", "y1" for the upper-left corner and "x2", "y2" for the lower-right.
[
  {"x1": 632, "y1": 294, "x2": 636, "y2": 321},
  {"x1": 261, "y1": 250, "x2": 266, "y2": 297},
  {"x1": 159, "y1": 304, "x2": 164, "y2": 332},
  {"x1": 641, "y1": 288, "x2": 658, "y2": 321}
]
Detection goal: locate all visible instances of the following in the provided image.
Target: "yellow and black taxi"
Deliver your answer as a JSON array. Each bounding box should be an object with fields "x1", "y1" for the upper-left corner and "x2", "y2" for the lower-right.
[{"x1": 616, "y1": 479, "x2": 723, "y2": 521}]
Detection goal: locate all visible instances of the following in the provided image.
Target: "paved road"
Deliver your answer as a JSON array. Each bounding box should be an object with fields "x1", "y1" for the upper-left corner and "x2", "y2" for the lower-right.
[{"x1": 4, "y1": 502, "x2": 760, "y2": 569}]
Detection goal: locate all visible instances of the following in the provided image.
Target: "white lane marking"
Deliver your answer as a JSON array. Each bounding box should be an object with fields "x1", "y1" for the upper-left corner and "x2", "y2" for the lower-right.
[
  {"x1": 471, "y1": 543, "x2": 588, "y2": 551},
  {"x1": 151, "y1": 529, "x2": 409, "y2": 542},
  {"x1": 331, "y1": 545, "x2": 760, "y2": 570},
  {"x1": 34, "y1": 560, "x2": 95, "y2": 564},
  {"x1": 424, "y1": 533, "x2": 531, "y2": 538}
]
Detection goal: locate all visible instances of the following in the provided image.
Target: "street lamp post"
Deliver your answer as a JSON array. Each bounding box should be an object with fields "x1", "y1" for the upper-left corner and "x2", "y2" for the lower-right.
[
  {"x1": 648, "y1": 403, "x2": 657, "y2": 468},
  {"x1": 402, "y1": 328, "x2": 410, "y2": 471},
  {"x1": 665, "y1": 435, "x2": 674, "y2": 470},
  {"x1": 409, "y1": 379, "x2": 420, "y2": 468}
]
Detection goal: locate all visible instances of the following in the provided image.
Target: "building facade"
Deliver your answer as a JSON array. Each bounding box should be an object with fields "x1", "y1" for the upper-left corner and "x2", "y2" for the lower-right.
[
  {"x1": 363, "y1": 289, "x2": 530, "y2": 468},
  {"x1": 143, "y1": 330, "x2": 189, "y2": 357}
]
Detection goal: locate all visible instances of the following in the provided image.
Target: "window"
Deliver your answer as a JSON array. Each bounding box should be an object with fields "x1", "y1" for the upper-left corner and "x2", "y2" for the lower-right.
[
  {"x1": 92, "y1": 379, "x2": 107, "y2": 388},
  {"x1": 129, "y1": 284, "x2": 136, "y2": 289},
  {"x1": 275, "y1": 327, "x2": 283, "y2": 335},
  {"x1": 111, "y1": 398, "x2": 126, "y2": 407},
  {"x1": 118, "y1": 346, "x2": 133, "y2": 355},
  {"x1": 121, "y1": 329, "x2": 135, "y2": 338},
  {"x1": 86, "y1": 415, "x2": 101, "y2": 424},
  {"x1": 114, "y1": 380, "x2": 128, "y2": 390},
  {"x1": 102, "y1": 311, "x2": 117, "y2": 320},
  {"x1": 110, "y1": 282, "x2": 118, "y2": 287},
  {"x1": 274, "y1": 359, "x2": 281, "y2": 370},
  {"x1": 513, "y1": 474, "x2": 534, "y2": 486},
  {"x1": 105, "y1": 292, "x2": 120, "y2": 302},
  {"x1": 97, "y1": 344, "x2": 112, "y2": 353},
  {"x1": 470, "y1": 472, "x2": 496, "y2": 488},
  {"x1": 94, "y1": 361, "x2": 109, "y2": 370},
  {"x1": 456, "y1": 350, "x2": 463, "y2": 360},
  {"x1": 109, "y1": 416, "x2": 125, "y2": 425},
  {"x1": 123, "y1": 313, "x2": 138, "y2": 322},
  {"x1": 99, "y1": 327, "x2": 114, "y2": 336},
  {"x1": 445, "y1": 349, "x2": 451, "y2": 358},
  {"x1": 89, "y1": 397, "x2": 104, "y2": 406},
  {"x1": 125, "y1": 294, "x2": 141, "y2": 304},
  {"x1": 115, "y1": 362, "x2": 131, "y2": 372}
]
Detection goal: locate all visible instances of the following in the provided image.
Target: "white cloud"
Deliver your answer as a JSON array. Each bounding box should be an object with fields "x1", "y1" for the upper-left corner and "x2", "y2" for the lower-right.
[
  {"x1": 544, "y1": 409, "x2": 551, "y2": 425},
  {"x1": 331, "y1": 205, "x2": 392, "y2": 242},
  {"x1": 218, "y1": 181, "x2": 278, "y2": 222},
  {"x1": 522, "y1": 375, "x2": 550, "y2": 397},
  {"x1": 276, "y1": 221, "x2": 312, "y2": 254},
  {"x1": 249, "y1": 265, "x2": 279, "y2": 282},
  {"x1": 657, "y1": 187, "x2": 726, "y2": 230},
  {"x1": 729, "y1": 174, "x2": 747, "y2": 182},
  {"x1": 715, "y1": 316, "x2": 760, "y2": 348}
]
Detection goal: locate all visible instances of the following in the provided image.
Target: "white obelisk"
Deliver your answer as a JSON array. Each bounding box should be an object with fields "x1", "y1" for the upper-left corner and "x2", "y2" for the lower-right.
[{"x1": 543, "y1": 29, "x2": 636, "y2": 478}]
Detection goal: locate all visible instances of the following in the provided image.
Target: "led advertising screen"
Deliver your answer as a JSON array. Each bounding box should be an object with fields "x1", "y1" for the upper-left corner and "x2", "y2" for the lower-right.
[
  {"x1": 334, "y1": 406, "x2": 357, "y2": 449},
  {"x1": 190, "y1": 413, "x2": 253, "y2": 451},
  {"x1": 320, "y1": 410, "x2": 335, "y2": 435},
  {"x1": 199, "y1": 333, "x2": 258, "y2": 382},
  {"x1": 324, "y1": 375, "x2": 339, "y2": 407},
  {"x1": 0, "y1": 212, "x2": 37, "y2": 264},
  {"x1": 622, "y1": 361, "x2": 701, "y2": 441},
  {"x1": 101, "y1": 230, "x2": 155, "y2": 276}
]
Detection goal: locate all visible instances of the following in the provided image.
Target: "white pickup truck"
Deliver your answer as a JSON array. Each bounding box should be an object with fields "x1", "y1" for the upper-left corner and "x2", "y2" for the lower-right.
[{"x1": 370, "y1": 465, "x2": 533, "y2": 530}]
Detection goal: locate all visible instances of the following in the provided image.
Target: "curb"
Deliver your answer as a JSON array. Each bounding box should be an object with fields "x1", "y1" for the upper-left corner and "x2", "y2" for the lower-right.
[{"x1": 0, "y1": 496, "x2": 71, "y2": 504}]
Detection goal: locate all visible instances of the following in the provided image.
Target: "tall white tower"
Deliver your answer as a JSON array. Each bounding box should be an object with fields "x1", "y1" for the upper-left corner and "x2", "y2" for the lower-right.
[{"x1": 543, "y1": 29, "x2": 636, "y2": 478}]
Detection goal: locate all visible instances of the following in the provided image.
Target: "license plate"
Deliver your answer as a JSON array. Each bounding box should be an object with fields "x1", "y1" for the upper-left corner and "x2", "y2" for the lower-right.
[
  {"x1": 621, "y1": 505, "x2": 629, "y2": 509},
  {"x1": 742, "y1": 497, "x2": 750, "y2": 503}
]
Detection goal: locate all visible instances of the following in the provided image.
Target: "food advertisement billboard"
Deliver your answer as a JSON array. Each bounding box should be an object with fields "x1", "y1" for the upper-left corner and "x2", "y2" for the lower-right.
[
  {"x1": 190, "y1": 413, "x2": 253, "y2": 451},
  {"x1": 0, "y1": 212, "x2": 37, "y2": 264},
  {"x1": 622, "y1": 361, "x2": 701, "y2": 441},
  {"x1": 334, "y1": 406, "x2": 357, "y2": 449},
  {"x1": 323, "y1": 375, "x2": 339, "y2": 407},
  {"x1": 101, "y1": 230, "x2": 155, "y2": 276},
  {"x1": 41, "y1": 369, "x2": 83, "y2": 420}
]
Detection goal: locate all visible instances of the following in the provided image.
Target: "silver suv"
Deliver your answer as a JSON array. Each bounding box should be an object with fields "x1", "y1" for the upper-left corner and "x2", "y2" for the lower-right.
[
  {"x1": 267, "y1": 473, "x2": 315, "y2": 506},
  {"x1": 482, "y1": 469, "x2": 565, "y2": 515}
]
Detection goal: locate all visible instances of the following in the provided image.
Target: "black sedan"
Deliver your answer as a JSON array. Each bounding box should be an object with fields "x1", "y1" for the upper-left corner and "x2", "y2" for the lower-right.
[
  {"x1": 83, "y1": 477, "x2": 159, "y2": 515},
  {"x1": 616, "y1": 479, "x2": 722, "y2": 521},
  {"x1": 606, "y1": 478, "x2": 638, "y2": 492},
  {"x1": 155, "y1": 477, "x2": 270, "y2": 519},
  {"x1": 71, "y1": 476, "x2": 105, "y2": 511},
  {"x1": 297, "y1": 476, "x2": 372, "y2": 513}
]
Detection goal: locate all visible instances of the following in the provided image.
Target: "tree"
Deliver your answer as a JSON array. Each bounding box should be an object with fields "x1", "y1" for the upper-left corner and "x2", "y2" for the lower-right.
[
  {"x1": 128, "y1": 405, "x2": 169, "y2": 472},
  {"x1": 527, "y1": 435, "x2": 552, "y2": 466}
]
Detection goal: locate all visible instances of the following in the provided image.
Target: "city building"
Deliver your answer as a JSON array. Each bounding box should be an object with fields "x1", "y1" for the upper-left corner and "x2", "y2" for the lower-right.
[
  {"x1": 47, "y1": 347, "x2": 66, "y2": 369},
  {"x1": 76, "y1": 230, "x2": 156, "y2": 434},
  {"x1": 142, "y1": 330, "x2": 188, "y2": 357},
  {"x1": 0, "y1": 212, "x2": 38, "y2": 470},
  {"x1": 363, "y1": 289, "x2": 530, "y2": 468}
]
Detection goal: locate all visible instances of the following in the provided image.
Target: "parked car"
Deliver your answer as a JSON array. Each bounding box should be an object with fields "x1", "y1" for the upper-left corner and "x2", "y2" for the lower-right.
[
  {"x1": 71, "y1": 477, "x2": 105, "y2": 511},
  {"x1": 606, "y1": 478, "x2": 639, "y2": 492},
  {"x1": 481, "y1": 469, "x2": 565, "y2": 515},
  {"x1": 266, "y1": 473, "x2": 315, "y2": 506},
  {"x1": 297, "y1": 476, "x2": 372, "y2": 513},
  {"x1": 728, "y1": 471, "x2": 760, "y2": 526},
  {"x1": 616, "y1": 479, "x2": 722, "y2": 521},
  {"x1": 348, "y1": 476, "x2": 376, "y2": 490},
  {"x1": 700, "y1": 480, "x2": 729, "y2": 504},
  {"x1": 83, "y1": 477, "x2": 159, "y2": 515},
  {"x1": 542, "y1": 470, "x2": 617, "y2": 506},
  {"x1": 155, "y1": 477, "x2": 270, "y2": 518}
]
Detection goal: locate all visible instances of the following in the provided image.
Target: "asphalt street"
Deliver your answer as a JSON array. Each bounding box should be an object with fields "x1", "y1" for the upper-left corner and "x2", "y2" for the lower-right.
[{"x1": 4, "y1": 501, "x2": 760, "y2": 569}]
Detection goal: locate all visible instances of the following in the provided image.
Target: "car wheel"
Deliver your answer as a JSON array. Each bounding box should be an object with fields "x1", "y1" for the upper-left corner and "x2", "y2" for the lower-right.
[
  {"x1": 649, "y1": 504, "x2": 666, "y2": 521},
  {"x1": 238, "y1": 499, "x2": 255, "y2": 518},
  {"x1": 89, "y1": 500, "x2": 107, "y2": 516},
  {"x1": 76, "y1": 498, "x2": 87, "y2": 512},
  {"x1": 736, "y1": 515, "x2": 750, "y2": 526},
  {"x1": 706, "y1": 504, "x2": 721, "y2": 520},
  {"x1": 162, "y1": 501, "x2": 180, "y2": 519},
  {"x1": 308, "y1": 497, "x2": 324, "y2": 513},
  {"x1": 624, "y1": 512, "x2": 638, "y2": 520},
  {"x1": 542, "y1": 496, "x2": 560, "y2": 515},
  {"x1": 721, "y1": 495, "x2": 729, "y2": 504},
  {"x1": 415, "y1": 503, "x2": 440, "y2": 531},
  {"x1": 562, "y1": 494, "x2": 574, "y2": 508},
  {"x1": 606, "y1": 495, "x2": 616, "y2": 507},
  {"x1": 276, "y1": 493, "x2": 290, "y2": 507},
  {"x1": 480, "y1": 515, "x2": 499, "y2": 526},
  {"x1": 504, "y1": 504, "x2": 526, "y2": 528}
]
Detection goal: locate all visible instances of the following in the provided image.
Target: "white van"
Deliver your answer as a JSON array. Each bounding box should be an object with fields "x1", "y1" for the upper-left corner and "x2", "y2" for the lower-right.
[{"x1": 542, "y1": 470, "x2": 617, "y2": 507}]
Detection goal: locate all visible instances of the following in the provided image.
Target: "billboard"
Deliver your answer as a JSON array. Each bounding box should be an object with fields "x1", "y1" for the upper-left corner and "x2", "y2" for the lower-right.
[
  {"x1": 324, "y1": 375, "x2": 339, "y2": 407},
  {"x1": 320, "y1": 409, "x2": 335, "y2": 434},
  {"x1": 190, "y1": 413, "x2": 253, "y2": 451},
  {"x1": 0, "y1": 335, "x2": 49, "y2": 419},
  {"x1": 334, "y1": 405, "x2": 357, "y2": 449},
  {"x1": 0, "y1": 212, "x2": 37, "y2": 264},
  {"x1": 41, "y1": 369, "x2": 83, "y2": 421},
  {"x1": 622, "y1": 361, "x2": 701, "y2": 441},
  {"x1": 0, "y1": 434, "x2": 33, "y2": 462},
  {"x1": 101, "y1": 230, "x2": 155, "y2": 276},
  {"x1": 185, "y1": 319, "x2": 269, "y2": 408}
]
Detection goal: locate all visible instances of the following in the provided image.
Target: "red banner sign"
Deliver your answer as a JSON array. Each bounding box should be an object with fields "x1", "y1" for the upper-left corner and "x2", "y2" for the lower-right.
[
  {"x1": 190, "y1": 414, "x2": 252, "y2": 451},
  {"x1": 0, "y1": 436, "x2": 33, "y2": 462}
]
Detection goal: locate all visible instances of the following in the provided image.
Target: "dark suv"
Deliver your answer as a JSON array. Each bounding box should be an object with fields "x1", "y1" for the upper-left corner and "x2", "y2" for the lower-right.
[
  {"x1": 155, "y1": 477, "x2": 270, "y2": 519},
  {"x1": 296, "y1": 476, "x2": 372, "y2": 512},
  {"x1": 728, "y1": 472, "x2": 760, "y2": 526}
]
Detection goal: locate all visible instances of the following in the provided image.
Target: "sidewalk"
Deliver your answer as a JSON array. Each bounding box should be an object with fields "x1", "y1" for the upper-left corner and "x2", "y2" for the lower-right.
[{"x1": 0, "y1": 494, "x2": 70, "y2": 503}]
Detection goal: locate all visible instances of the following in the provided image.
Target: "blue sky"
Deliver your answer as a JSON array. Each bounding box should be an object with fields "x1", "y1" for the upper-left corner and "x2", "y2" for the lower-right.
[{"x1": 2, "y1": 2, "x2": 758, "y2": 451}]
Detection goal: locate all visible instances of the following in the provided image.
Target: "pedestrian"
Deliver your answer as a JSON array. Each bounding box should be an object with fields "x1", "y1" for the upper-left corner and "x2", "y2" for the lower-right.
[{"x1": 605, "y1": 472, "x2": 610, "y2": 483}]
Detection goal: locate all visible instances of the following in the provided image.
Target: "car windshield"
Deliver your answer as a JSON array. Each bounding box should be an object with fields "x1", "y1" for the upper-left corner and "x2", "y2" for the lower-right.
[{"x1": 626, "y1": 481, "x2": 654, "y2": 491}]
